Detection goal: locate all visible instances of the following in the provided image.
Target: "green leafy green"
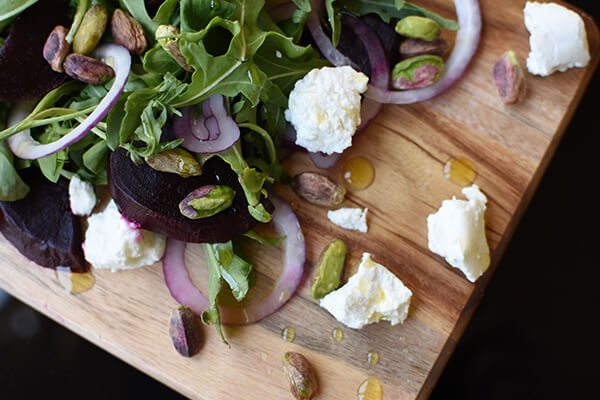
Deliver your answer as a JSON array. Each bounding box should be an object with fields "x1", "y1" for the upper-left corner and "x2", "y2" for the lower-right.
[
  {"x1": 339, "y1": 0, "x2": 458, "y2": 30},
  {"x1": 325, "y1": 0, "x2": 342, "y2": 47},
  {"x1": 202, "y1": 241, "x2": 253, "y2": 344},
  {"x1": 180, "y1": 0, "x2": 235, "y2": 32},
  {"x1": 0, "y1": 0, "x2": 38, "y2": 24},
  {"x1": 0, "y1": 141, "x2": 29, "y2": 201},
  {"x1": 143, "y1": 45, "x2": 184, "y2": 75}
]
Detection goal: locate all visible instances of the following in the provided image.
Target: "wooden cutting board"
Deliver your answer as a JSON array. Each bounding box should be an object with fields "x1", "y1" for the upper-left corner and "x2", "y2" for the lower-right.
[{"x1": 1, "y1": 1, "x2": 598, "y2": 399}]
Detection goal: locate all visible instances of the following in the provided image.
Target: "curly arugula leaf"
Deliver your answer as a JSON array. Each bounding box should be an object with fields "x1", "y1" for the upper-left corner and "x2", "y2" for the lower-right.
[
  {"x1": 181, "y1": 0, "x2": 235, "y2": 32},
  {"x1": 202, "y1": 241, "x2": 253, "y2": 344},
  {"x1": 325, "y1": 0, "x2": 342, "y2": 47},
  {"x1": 0, "y1": 141, "x2": 29, "y2": 201}
]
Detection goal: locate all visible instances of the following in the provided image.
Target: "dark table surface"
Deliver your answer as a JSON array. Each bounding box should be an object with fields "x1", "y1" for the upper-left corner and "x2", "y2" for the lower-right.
[{"x1": 1, "y1": 3, "x2": 598, "y2": 399}]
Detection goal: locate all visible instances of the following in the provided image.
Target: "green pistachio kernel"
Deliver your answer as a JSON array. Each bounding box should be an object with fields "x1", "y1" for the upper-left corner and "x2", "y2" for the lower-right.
[
  {"x1": 72, "y1": 4, "x2": 109, "y2": 55},
  {"x1": 179, "y1": 185, "x2": 235, "y2": 219},
  {"x1": 392, "y1": 54, "x2": 445, "y2": 90},
  {"x1": 311, "y1": 239, "x2": 348, "y2": 300},
  {"x1": 145, "y1": 148, "x2": 202, "y2": 178},
  {"x1": 395, "y1": 16, "x2": 441, "y2": 41}
]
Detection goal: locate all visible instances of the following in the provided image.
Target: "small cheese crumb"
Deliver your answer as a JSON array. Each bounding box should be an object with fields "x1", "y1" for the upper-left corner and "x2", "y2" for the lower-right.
[
  {"x1": 285, "y1": 66, "x2": 369, "y2": 154},
  {"x1": 84, "y1": 200, "x2": 166, "y2": 271},
  {"x1": 327, "y1": 207, "x2": 368, "y2": 233},
  {"x1": 68, "y1": 175, "x2": 96, "y2": 216},
  {"x1": 320, "y1": 253, "x2": 412, "y2": 329},
  {"x1": 427, "y1": 185, "x2": 490, "y2": 282},
  {"x1": 524, "y1": 2, "x2": 590, "y2": 76}
]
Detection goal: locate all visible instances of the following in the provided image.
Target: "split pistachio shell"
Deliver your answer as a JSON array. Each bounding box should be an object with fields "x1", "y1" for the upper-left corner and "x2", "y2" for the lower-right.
[
  {"x1": 392, "y1": 54, "x2": 445, "y2": 90},
  {"x1": 179, "y1": 185, "x2": 235, "y2": 219}
]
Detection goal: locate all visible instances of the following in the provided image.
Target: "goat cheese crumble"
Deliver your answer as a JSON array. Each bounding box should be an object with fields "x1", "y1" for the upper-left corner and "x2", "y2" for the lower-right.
[
  {"x1": 68, "y1": 175, "x2": 96, "y2": 216},
  {"x1": 83, "y1": 200, "x2": 166, "y2": 271},
  {"x1": 327, "y1": 207, "x2": 368, "y2": 233},
  {"x1": 285, "y1": 66, "x2": 369, "y2": 154},
  {"x1": 427, "y1": 185, "x2": 490, "y2": 282},
  {"x1": 524, "y1": 2, "x2": 590, "y2": 76},
  {"x1": 320, "y1": 253, "x2": 412, "y2": 329}
]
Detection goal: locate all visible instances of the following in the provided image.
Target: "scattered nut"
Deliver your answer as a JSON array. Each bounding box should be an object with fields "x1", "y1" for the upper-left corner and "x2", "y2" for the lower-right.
[
  {"x1": 111, "y1": 9, "x2": 148, "y2": 55},
  {"x1": 395, "y1": 16, "x2": 441, "y2": 41},
  {"x1": 492, "y1": 50, "x2": 527, "y2": 105},
  {"x1": 63, "y1": 53, "x2": 115, "y2": 85},
  {"x1": 169, "y1": 306, "x2": 203, "y2": 357},
  {"x1": 399, "y1": 38, "x2": 449, "y2": 58},
  {"x1": 43, "y1": 25, "x2": 71, "y2": 73},
  {"x1": 145, "y1": 148, "x2": 202, "y2": 178},
  {"x1": 283, "y1": 352, "x2": 318, "y2": 400},
  {"x1": 392, "y1": 55, "x2": 445, "y2": 90},
  {"x1": 156, "y1": 25, "x2": 192, "y2": 72},
  {"x1": 292, "y1": 172, "x2": 346, "y2": 207},
  {"x1": 72, "y1": 4, "x2": 109, "y2": 55}
]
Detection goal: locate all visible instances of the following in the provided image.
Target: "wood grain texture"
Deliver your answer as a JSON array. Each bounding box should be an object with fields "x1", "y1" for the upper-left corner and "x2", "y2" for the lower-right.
[{"x1": 0, "y1": 1, "x2": 598, "y2": 399}]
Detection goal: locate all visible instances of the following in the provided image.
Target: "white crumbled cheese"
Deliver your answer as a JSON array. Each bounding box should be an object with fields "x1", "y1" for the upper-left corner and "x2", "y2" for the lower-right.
[
  {"x1": 285, "y1": 66, "x2": 369, "y2": 154},
  {"x1": 83, "y1": 200, "x2": 166, "y2": 271},
  {"x1": 524, "y1": 2, "x2": 590, "y2": 76},
  {"x1": 327, "y1": 207, "x2": 368, "y2": 233},
  {"x1": 427, "y1": 185, "x2": 490, "y2": 282},
  {"x1": 320, "y1": 253, "x2": 412, "y2": 329},
  {"x1": 68, "y1": 175, "x2": 96, "y2": 216}
]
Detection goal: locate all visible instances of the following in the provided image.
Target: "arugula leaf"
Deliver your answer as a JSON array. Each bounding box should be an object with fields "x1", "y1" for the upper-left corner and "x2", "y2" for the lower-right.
[
  {"x1": 339, "y1": 0, "x2": 457, "y2": 30},
  {"x1": 0, "y1": 0, "x2": 38, "y2": 24},
  {"x1": 36, "y1": 127, "x2": 67, "y2": 183},
  {"x1": 325, "y1": 0, "x2": 342, "y2": 47},
  {"x1": 143, "y1": 45, "x2": 184, "y2": 75},
  {"x1": 201, "y1": 241, "x2": 253, "y2": 344},
  {"x1": 0, "y1": 141, "x2": 29, "y2": 201},
  {"x1": 119, "y1": 0, "x2": 157, "y2": 37},
  {"x1": 180, "y1": 0, "x2": 235, "y2": 32}
]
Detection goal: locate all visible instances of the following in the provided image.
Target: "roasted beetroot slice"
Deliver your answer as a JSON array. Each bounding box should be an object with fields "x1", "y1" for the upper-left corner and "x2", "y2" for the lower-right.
[
  {"x1": 0, "y1": 0, "x2": 69, "y2": 102},
  {"x1": 109, "y1": 148, "x2": 273, "y2": 243},
  {"x1": 0, "y1": 170, "x2": 86, "y2": 272},
  {"x1": 337, "y1": 14, "x2": 400, "y2": 77}
]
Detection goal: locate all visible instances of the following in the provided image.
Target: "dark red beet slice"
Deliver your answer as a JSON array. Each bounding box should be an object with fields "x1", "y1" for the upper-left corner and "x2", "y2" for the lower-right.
[
  {"x1": 0, "y1": 0, "x2": 69, "y2": 102},
  {"x1": 0, "y1": 169, "x2": 86, "y2": 272},
  {"x1": 337, "y1": 14, "x2": 400, "y2": 77},
  {"x1": 109, "y1": 148, "x2": 273, "y2": 243}
]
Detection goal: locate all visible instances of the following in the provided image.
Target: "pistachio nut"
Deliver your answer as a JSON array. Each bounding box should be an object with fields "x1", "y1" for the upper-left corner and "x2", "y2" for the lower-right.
[
  {"x1": 63, "y1": 53, "x2": 115, "y2": 85},
  {"x1": 395, "y1": 16, "x2": 441, "y2": 41},
  {"x1": 111, "y1": 9, "x2": 148, "y2": 55},
  {"x1": 145, "y1": 148, "x2": 202, "y2": 178},
  {"x1": 156, "y1": 25, "x2": 192, "y2": 72},
  {"x1": 179, "y1": 185, "x2": 236, "y2": 220},
  {"x1": 72, "y1": 4, "x2": 109, "y2": 55},
  {"x1": 392, "y1": 55, "x2": 445, "y2": 90},
  {"x1": 291, "y1": 172, "x2": 346, "y2": 207},
  {"x1": 283, "y1": 352, "x2": 318, "y2": 400},
  {"x1": 399, "y1": 38, "x2": 449, "y2": 58},
  {"x1": 492, "y1": 50, "x2": 527, "y2": 105},
  {"x1": 169, "y1": 306, "x2": 203, "y2": 357},
  {"x1": 43, "y1": 26, "x2": 71, "y2": 73},
  {"x1": 311, "y1": 239, "x2": 347, "y2": 300}
]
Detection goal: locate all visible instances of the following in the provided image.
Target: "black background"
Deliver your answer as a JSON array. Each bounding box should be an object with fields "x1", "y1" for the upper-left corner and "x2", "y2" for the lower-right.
[{"x1": 1, "y1": 2, "x2": 599, "y2": 398}]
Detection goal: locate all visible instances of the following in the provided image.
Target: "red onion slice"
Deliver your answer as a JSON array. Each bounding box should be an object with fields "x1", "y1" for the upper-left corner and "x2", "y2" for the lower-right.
[
  {"x1": 365, "y1": 0, "x2": 482, "y2": 104},
  {"x1": 162, "y1": 196, "x2": 306, "y2": 325},
  {"x1": 172, "y1": 94, "x2": 240, "y2": 154},
  {"x1": 163, "y1": 239, "x2": 209, "y2": 315},
  {"x1": 7, "y1": 44, "x2": 131, "y2": 160}
]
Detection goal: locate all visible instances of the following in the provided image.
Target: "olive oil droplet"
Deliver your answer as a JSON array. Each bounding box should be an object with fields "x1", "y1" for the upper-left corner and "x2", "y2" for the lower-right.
[
  {"x1": 281, "y1": 326, "x2": 296, "y2": 343},
  {"x1": 443, "y1": 157, "x2": 477, "y2": 186},
  {"x1": 55, "y1": 267, "x2": 95, "y2": 294},
  {"x1": 367, "y1": 350, "x2": 380, "y2": 367},
  {"x1": 357, "y1": 377, "x2": 383, "y2": 400},
  {"x1": 332, "y1": 327, "x2": 344, "y2": 342},
  {"x1": 342, "y1": 157, "x2": 375, "y2": 191}
]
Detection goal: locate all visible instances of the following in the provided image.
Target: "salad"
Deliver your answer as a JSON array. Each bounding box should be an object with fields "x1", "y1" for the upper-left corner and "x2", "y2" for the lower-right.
[{"x1": 0, "y1": 0, "x2": 480, "y2": 350}]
